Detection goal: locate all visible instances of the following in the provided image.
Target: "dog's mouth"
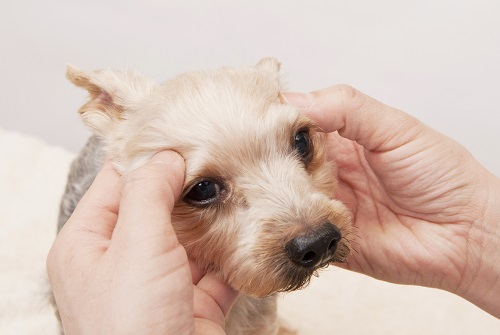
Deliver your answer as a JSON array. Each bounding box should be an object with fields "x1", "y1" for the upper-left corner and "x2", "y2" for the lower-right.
[
  {"x1": 179, "y1": 219, "x2": 351, "y2": 298},
  {"x1": 181, "y1": 207, "x2": 353, "y2": 299},
  {"x1": 230, "y1": 239, "x2": 351, "y2": 298},
  {"x1": 278, "y1": 239, "x2": 351, "y2": 293}
]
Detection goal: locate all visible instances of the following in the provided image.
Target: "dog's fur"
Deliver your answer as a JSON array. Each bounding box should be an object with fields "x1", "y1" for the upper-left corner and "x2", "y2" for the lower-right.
[{"x1": 56, "y1": 58, "x2": 353, "y2": 334}]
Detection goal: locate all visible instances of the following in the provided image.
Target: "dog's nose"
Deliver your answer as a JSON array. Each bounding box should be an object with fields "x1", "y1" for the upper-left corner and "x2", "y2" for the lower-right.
[{"x1": 285, "y1": 223, "x2": 342, "y2": 268}]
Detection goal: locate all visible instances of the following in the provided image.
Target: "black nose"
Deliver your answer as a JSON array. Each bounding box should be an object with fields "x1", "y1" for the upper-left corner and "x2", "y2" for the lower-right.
[{"x1": 285, "y1": 223, "x2": 342, "y2": 268}]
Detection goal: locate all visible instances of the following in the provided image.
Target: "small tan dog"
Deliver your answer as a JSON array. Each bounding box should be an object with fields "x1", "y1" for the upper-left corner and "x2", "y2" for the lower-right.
[{"x1": 57, "y1": 58, "x2": 353, "y2": 334}]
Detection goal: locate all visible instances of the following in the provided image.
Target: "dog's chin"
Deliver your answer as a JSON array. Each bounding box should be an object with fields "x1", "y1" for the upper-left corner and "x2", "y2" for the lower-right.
[
  {"x1": 234, "y1": 264, "x2": 325, "y2": 298},
  {"x1": 231, "y1": 270, "x2": 312, "y2": 299},
  {"x1": 229, "y1": 241, "x2": 351, "y2": 298}
]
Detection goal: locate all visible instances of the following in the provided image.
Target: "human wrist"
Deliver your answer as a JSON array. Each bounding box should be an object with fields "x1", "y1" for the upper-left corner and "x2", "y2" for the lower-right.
[{"x1": 457, "y1": 172, "x2": 500, "y2": 318}]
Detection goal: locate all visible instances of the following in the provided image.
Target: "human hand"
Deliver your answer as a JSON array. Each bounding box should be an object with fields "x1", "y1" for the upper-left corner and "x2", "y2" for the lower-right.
[
  {"x1": 47, "y1": 151, "x2": 238, "y2": 335},
  {"x1": 284, "y1": 86, "x2": 500, "y2": 317}
]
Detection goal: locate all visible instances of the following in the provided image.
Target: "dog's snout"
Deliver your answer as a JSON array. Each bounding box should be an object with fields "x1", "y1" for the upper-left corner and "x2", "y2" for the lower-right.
[{"x1": 285, "y1": 223, "x2": 342, "y2": 268}]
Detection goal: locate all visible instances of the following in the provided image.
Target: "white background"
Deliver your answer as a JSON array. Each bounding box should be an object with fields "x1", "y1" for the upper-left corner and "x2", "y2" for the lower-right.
[{"x1": 1, "y1": 0, "x2": 499, "y2": 174}]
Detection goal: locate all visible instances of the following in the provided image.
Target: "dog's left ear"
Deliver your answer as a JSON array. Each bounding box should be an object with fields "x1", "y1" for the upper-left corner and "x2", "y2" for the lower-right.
[
  {"x1": 255, "y1": 57, "x2": 286, "y2": 103},
  {"x1": 255, "y1": 57, "x2": 281, "y2": 80},
  {"x1": 66, "y1": 65, "x2": 157, "y2": 138}
]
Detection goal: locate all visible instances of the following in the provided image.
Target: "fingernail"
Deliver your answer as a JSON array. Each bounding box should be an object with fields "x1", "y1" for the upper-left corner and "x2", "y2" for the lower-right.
[
  {"x1": 281, "y1": 92, "x2": 315, "y2": 109},
  {"x1": 151, "y1": 150, "x2": 184, "y2": 168}
]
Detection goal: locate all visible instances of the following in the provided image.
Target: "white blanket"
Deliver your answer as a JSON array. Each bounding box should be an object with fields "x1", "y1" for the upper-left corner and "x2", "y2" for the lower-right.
[{"x1": 1, "y1": 128, "x2": 498, "y2": 334}]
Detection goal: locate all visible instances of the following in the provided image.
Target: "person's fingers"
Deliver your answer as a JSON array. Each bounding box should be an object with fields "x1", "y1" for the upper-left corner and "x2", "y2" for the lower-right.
[
  {"x1": 191, "y1": 259, "x2": 239, "y2": 324},
  {"x1": 194, "y1": 273, "x2": 239, "y2": 325},
  {"x1": 112, "y1": 150, "x2": 185, "y2": 248},
  {"x1": 190, "y1": 260, "x2": 205, "y2": 284},
  {"x1": 194, "y1": 318, "x2": 227, "y2": 335},
  {"x1": 191, "y1": 261, "x2": 238, "y2": 333},
  {"x1": 47, "y1": 160, "x2": 123, "y2": 282},
  {"x1": 62, "y1": 160, "x2": 122, "y2": 239},
  {"x1": 284, "y1": 85, "x2": 424, "y2": 152}
]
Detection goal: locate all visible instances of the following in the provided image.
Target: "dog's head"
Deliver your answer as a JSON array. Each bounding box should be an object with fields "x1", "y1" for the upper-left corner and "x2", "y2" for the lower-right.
[{"x1": 68, "y1": 58, "x2": 352, "y2": 297}]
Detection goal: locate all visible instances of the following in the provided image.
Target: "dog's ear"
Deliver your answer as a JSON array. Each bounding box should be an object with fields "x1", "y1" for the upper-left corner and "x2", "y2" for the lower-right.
[
  {"x1": 66, "y1": 65, "x2": 157, "y2": 137},
  {"x1": 256, "y1": 57, "x2": 286, "y2": 103},
  {"x1": 255, "y1": 57, "x2": 281, "y2": 79}
]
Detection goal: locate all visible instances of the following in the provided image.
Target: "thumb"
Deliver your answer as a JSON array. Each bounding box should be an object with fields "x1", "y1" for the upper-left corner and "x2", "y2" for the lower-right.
[
  {"x1": 112, "y1": 150, "x2": 185, "y2": 245},
  {"x1": 283, "y1": 85, "x2": 424, "y2": 153}
]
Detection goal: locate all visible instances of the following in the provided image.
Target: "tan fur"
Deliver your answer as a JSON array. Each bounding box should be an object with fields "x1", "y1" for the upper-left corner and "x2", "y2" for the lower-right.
[{"x1": 66, "y1": 58, "x2": 353, "y2": 335}]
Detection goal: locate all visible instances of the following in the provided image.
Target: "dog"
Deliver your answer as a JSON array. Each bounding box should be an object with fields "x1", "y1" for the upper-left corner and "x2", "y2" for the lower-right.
[{"x1": 56, "y1": 58, "x2": 353, "y2": 334}]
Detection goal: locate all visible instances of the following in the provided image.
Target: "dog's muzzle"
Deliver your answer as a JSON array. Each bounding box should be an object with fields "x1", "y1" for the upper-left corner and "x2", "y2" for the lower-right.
[{"x1": 285, "y1": 222, "x2": 341, "y2": 268}]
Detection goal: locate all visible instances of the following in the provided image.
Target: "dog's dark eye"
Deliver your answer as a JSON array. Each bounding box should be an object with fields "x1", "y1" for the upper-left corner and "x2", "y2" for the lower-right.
[
  {"x1": 185, "y1": 180, "x2": 221, "y2": 206},
  {"x1": 294, "y1": 131, "x2": 312, "y2": 161}
]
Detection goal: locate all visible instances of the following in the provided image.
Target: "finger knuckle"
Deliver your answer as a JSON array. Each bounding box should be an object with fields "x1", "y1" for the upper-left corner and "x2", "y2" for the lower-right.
[{"x1": 332, "y1": 84, "x2": 359, "y2": 105}]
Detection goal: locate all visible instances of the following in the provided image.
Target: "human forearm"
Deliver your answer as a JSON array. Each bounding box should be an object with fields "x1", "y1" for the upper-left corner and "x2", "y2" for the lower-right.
[{"x1": 456, "y1": 171, "x2": 500, "y2": 318}]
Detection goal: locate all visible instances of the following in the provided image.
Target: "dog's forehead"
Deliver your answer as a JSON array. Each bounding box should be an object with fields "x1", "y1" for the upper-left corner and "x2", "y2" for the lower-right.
[
  {"x1": 150, "y1": 69, "x2": 287, "y2": 143},
  {"x1": 156, "y1": 66, "x2": 280, "y2": 119},
  {"x1": 140, "y1": 66, "x2": 313, "y2": 180}
]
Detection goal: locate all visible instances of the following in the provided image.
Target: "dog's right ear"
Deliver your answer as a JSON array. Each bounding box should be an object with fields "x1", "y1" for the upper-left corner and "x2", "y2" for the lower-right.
[{"x1": 66, "y1": 65, "x2": 157, "y2": 137}]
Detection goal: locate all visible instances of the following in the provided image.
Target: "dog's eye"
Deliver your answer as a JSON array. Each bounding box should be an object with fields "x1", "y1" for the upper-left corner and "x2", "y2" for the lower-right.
[
  {"x1": 185, "y1": 180, "x2": 221, "y2": 206},
  {"x1": 294, "y1": 131, "x2": 312, "y2": 161}
]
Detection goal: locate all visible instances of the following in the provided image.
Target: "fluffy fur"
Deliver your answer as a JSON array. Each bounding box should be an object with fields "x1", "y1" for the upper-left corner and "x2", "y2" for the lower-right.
[{"x1": 57, "y1": 58, "x2": 353, "y2": 335}]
